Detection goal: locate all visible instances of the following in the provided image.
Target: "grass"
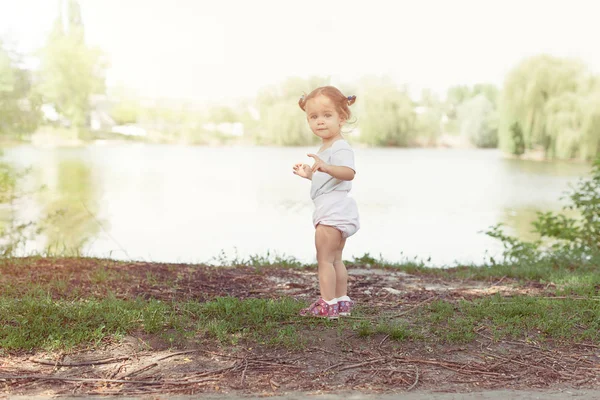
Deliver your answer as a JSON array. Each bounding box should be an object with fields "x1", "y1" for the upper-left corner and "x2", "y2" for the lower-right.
[
  {"x1": 2, "y1": 292, "x2": 600, "y2": 352},
  {"x1": 1, "y1": 253, "x2": 600, "y2": 352},
  {"x1": 418, "y1": 296, "x2": 600, "y2": 343},
  {"x1": 0, "y1": 295, "x2": 309, "y2": 351},
  {"x1": 350, "y1": 252, "x2": 600, "y2": 287}
]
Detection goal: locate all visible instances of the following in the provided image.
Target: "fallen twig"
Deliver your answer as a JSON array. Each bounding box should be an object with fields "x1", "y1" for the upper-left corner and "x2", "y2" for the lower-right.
[
  {"x1": 407, "y1": 366, "x2": 419, "y2": 391},
  {"x1": 394, "y1": 357, "x2": 509, "y2": 378},
  {"x1": 378, "y1": 334, "x2": 390, "y2": 350},
  {"x1": 118, "y1": 363, "x2": 158, "y2": 379},
  {"x1": 29, "y1": 356, "x2": 131, "y2": 367},
  {"x1": 240, "y1": 358, "x2": 248, "y2": 386},
  {"x1": 322, "y1": 362, "x2": 344, "y2": 373},
  {"x1": 338, "y1": 357, "x2": 387, "y2": 372},
  {"x1": 388, "y1": 296, "x2": 437, "y2": 318},
  {"x1": 0, "y1": 374, "x2": 206, "y2": 385}
]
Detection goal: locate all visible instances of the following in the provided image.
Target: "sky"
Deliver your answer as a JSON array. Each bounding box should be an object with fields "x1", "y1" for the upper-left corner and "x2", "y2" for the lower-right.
[{"x1": 1, "y1": 0, "x2": 599, "y2": 102}]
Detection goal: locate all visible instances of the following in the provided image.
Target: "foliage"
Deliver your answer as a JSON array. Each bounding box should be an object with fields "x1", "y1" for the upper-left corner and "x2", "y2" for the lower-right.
[
  {"x1": 0, "y1": 161, "x2": 36, "y2": 256},
  {"x1": 37, "y1": 0, "x2": 107, "y2": 133},
  {"x1": 486, "y1": 157, "x2": 600, "y2": 262},
  {"x1": 0, "y1": 41, "x2": 42, "y2": 137},
  {"x1": 355, "y1": 76, "x2": 418, "y2": 146},
  {"x1": 254, "y1": 76, "x2": 329, "y2": 145},
  {"x1": 499, "y1": 55, "x2": 600, "y2": 161},
  {"x1": 457, "y1": 94, "x2": 498, "y2": 148}
]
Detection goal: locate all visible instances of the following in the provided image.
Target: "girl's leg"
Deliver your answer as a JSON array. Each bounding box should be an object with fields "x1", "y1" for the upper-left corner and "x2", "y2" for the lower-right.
[
  {"x1": 315, "y1": 224, "x2": 343, "y2": 301},
  {"x1": 333, "y1": 237, "x2": 347, "y2": 298}
]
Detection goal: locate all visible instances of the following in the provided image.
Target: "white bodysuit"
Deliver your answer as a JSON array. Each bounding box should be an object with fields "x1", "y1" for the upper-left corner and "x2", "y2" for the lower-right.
[{"x1": 310, "y1": 139, "x2": 360, "y2": 238}]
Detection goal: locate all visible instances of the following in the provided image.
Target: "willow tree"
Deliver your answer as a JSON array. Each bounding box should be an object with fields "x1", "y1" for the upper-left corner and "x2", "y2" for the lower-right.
[
  {"x1": 254, "y1": 76, "x2": 330, "y2": 145},
  {"x1": 355, "y1": 76, "x2": 417, "y2": 146},
  {"x1": 499, "y1": 55, "x2": 600, "y2": 160},
  {"x1": 579, "y1": 91, "x2": 600, "y2": 160}
]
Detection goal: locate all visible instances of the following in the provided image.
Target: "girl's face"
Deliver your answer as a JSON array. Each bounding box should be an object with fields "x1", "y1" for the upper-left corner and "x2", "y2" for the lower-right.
[{"x1": 305, "y1": 95, "x2": 345, "y2": 140}]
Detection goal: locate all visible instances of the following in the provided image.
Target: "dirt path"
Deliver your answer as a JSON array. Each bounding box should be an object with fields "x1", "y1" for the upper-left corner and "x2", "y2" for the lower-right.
[{"x1": 1, "y1": 258, "x2": 599, "y2": 397}]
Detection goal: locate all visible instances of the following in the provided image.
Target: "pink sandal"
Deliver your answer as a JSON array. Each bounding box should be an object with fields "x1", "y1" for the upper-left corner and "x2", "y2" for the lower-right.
[
  {"x1": 338, "y1": 299, "x2": 355, "y2": 316},
  {"x1": 299, "y1": 298, "x2": 339, "y2": 319}
]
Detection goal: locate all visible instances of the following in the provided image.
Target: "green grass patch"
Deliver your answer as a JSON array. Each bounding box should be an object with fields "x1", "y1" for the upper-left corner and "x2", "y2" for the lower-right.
[
  {"x1": 414, "y1": 295, "x2": 600, "y2": 343},
  {"x1": 0, "y1": 294, "x2": 168, "y2": 350},
  {"x1": 0, "y1": 295, "x2": 317, "y2": 351},
  {"x1": 350, "y1": 252, "x2": 600, "y2": 286},
  {"x1": 3, "y1": 292, "x2": 599, "y2": 352}
]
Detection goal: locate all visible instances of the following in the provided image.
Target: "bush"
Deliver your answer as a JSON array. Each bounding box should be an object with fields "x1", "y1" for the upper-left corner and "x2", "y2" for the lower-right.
[{"x1": 486, "y1": 157, "x2": 600, "y2": 262}]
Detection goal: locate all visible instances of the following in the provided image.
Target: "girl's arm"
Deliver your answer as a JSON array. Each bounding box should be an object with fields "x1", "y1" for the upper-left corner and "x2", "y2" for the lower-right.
[
  {"x1": 307, "y1": 151, "x2": 355, "y2": 181},
  {"x1": 323, "y1": 165, "x2": 355, "y2": 181}
]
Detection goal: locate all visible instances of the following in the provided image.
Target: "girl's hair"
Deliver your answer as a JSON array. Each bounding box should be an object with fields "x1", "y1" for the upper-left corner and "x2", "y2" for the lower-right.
[{"x1": 298, "y1": 86, "x2": 356, "y2": 121}]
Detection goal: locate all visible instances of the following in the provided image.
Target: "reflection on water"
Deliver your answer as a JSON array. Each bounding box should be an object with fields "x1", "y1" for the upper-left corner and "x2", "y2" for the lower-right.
[
  {"x1": 36, "y1": 159, "x2": 101, "y2": 253},
  {"x1": 3, "y1": 145, "x2": 591, "y2": 266}
]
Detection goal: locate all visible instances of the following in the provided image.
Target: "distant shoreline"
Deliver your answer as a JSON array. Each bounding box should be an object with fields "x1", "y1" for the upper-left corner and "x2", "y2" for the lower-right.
[{"x1": 0, "y1": 134, "x2": 594, "y2": 165}]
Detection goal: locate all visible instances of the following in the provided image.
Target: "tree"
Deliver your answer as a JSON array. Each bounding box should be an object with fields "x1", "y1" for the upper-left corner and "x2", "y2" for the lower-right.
[
  {"x1": 38, "y1": 0, "x2": 107, "y2": 135},
  {"x1": 355, "y1": 76, "x2": 417, "y2": 146},
  {"x1": 0, "y1": 45, "x2": 15, "y2": 93},
  {"x1": 0, "y1": 40, "x2": 42, "y2": 137},
  {"x1": 472, "y1": 84, "x2": 499, "y2": 107},
  {"x1": 499, "y1": 55, "x2": 600, "y2": 160},
  {"x1": 457, "y1": 94, "x2": 498, "y2": 148},
  {"x1": 254, "y1": 76, "x2": 330, "y2": 145},
  {"x1": 444, "y1": 84, "x2": 499, "y2": 138},
  {"x1": 510, "y1": 122, "x2": 525, "y2": 156}
]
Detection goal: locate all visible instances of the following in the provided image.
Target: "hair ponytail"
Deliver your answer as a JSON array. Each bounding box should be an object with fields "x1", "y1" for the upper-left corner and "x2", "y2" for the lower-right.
[
  {"x1": 347, "y1": 95, "x2": 356, "y2": 106},
  {"x1": 298, "y1": 94, "x2": 307, "y2": 111}
]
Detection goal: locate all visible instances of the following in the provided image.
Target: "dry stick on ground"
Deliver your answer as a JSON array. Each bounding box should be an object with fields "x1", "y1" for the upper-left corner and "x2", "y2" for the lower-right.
[
  {"x1": 309, "y1": 346, "x2": 342, "y2": 357},
  {"x1": 378, "y1": 334, "x2": 390, "y2": 350},
  {"x1": 491, "y1": 276, "x2": 507, "y2": 286},
  {"x1": 162, "y1": 348, "x2": 303, "y2": 369},
  {"x1": 388, "y1": 296, "x2": 438, "y2": 318},
  {"x1": 0, "y1": 374, "x2": 219, "y2": 386},
  {"x1": 394, "y1": 357, "x2": 511, "y2": 378},
  {"x1": 338, "y1": 357, "x2": 387, "y2": 372},
  {"x1": 29, "y1": 356, "x2": 131, "y2": 367},
  {"x1": 113, "y1": 350, "x2": 218, "y2": 381},
  {"x1": 108, "y1": 361, "x2": 128, "y2": 379},
  {"x1": 485, "y1": 351, "x2": 537, "y2": 372},
  {"x1": 244, "y1": 359, "x2": 304, "y2": 369},
  {"x1": 166, "y1": 365, "x2": 239, "y2": 382},
  {"x1": 240, "y1": 358, "x2": 249, "y2": 386},
  {"x1": 118, "y1": 350, "x2": 243, "y2": 381},
  {"x1": 322, "y1": 362, "x2": 345, "y2": 373},
  {"x1": 476, "y1": 331, "x2": 545, "y2": 351},
  {"x1": 574, "y1": 342, "x2": 600, "y2": 349},
  {"x1": 154, "y1": 350, "x2": 207, "y2": 362},
  {"x1": 483, "y1": 352, "x2": 574, "y2": 379},
  {"x1": 407, "y1": 366, "x2": 420, "y2": 391},
  {"x1": 341, "y1": 296, "x2": 438, "y2": 322},
  {"x1": 367, "y1": 368, "x2": 412, "y2": 385},
  {"x1": 118, "y1": 363, "x2": 159, "y2": 379}
]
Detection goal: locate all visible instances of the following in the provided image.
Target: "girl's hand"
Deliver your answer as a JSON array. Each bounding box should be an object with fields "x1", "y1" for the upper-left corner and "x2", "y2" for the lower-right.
[
  {"x1": 307, "y1": 153, "x2": 330, "y2": 174},
  {"x1": 293, "y1": 163, "x2": 313, "y2": 180}
]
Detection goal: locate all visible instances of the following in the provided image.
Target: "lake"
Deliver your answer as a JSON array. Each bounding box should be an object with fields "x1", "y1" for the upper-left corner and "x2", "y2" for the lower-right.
[{"x1": 3, "y1": 144, "x2": 591, "y2": 266}]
